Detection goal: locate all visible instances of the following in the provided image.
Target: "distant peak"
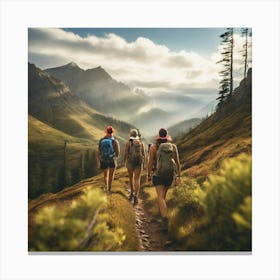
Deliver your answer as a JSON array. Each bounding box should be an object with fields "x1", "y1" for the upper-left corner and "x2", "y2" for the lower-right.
[
  {"x1": 95, "y1": 65, "x2": 106, "y2": 72},
  {"x1": 66, "y1": 62, "x2": 79, "y2": 68},
  {"x1": 85, "y1": 65, "x2": 111, "y2": 78}
]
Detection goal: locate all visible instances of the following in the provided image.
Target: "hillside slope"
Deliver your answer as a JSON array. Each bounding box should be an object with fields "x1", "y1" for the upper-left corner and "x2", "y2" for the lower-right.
[
  {"x1": 168, "y1": 117, "x2": 201, "y2": 138},
  {"x1": 28, "y1": 63, "x2": 136, "y2": 198},
  {"x1": 28, "y1": 115, "x2": 98, "y2": 198},
  {"x1": 176, "y1": 68, "x2": 252, "y2": 180}
]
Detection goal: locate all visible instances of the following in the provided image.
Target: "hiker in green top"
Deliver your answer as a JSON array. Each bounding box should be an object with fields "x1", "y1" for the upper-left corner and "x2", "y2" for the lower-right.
[
  {"x1": 147, "y1": 128, "x2": 181, "y2": 231},
  {"x1": 123, "y1": 129, "x2": 146, "y2": 205},
  {"x1": 98, "y1": 126, "x2": 120, "y2": 192}
]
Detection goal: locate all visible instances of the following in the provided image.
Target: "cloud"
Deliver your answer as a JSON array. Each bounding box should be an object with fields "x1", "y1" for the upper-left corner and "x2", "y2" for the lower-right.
[{"x1": 28, "y1": 28, "x2": 251, "y2": 97}]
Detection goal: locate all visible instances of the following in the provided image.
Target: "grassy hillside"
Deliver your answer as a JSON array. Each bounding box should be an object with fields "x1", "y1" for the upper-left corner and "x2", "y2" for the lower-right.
[
  {"x1": 28, "y1": 168, "x2": 140, "y2": 252},
  {"x1": 28, "y1": 115, "x2": 99, "y2": 198},
  {"x1": 167, "y1": 117, "x2": 201, "y2": 138},
  {"x1": 176, "y1": 68, "x2": 252, "y2": 182}
]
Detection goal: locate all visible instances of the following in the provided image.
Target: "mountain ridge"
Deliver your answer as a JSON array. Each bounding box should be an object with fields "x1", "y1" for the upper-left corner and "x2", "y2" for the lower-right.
[
  {"x1": 45, "y1": 62, "x2": 149, "y2": 122},
  {"x1": 44, "y1": 62, "x2": 212, "y2": 134}
]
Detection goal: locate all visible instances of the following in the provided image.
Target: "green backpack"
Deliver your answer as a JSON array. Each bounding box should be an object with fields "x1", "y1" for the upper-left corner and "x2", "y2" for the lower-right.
[{"x1": 156, "y1": 143, "x2": 176, "y2": 179}]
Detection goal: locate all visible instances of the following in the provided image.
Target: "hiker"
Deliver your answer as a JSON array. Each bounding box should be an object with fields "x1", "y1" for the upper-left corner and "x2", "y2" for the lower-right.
[
  {"x1": 123, "y1": 129, "x2": 146, "y2": 205},
  {"x1": 98, "y1": 126, "x2": 120, "y2": 192},
  {"x1": 147, "y1": 128, "x2": 181, "y2": 230}
]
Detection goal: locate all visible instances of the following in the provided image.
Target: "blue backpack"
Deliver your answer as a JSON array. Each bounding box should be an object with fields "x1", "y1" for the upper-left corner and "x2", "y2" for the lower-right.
[{"x1": 100, "y1": 138, "x2": 115, "y2": 162}]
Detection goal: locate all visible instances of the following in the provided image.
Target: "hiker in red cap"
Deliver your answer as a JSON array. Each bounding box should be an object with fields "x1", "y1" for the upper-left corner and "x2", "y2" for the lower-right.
[
  {"x1": 98, "y1": 126, "x2": 120, "y2": 192},
  {"x1": 147, "y1": 128, "x2": 181, "y2": 232}
]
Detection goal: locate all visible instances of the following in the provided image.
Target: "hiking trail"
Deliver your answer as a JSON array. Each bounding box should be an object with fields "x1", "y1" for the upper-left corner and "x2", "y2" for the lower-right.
[{"x1": 122, "y1": 179, "x2": 179, "y2": 252}]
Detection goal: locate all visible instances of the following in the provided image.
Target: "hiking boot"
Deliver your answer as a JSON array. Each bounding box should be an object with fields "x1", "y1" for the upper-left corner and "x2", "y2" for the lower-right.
[
  {"x1": 133, "y1": 195, "x2": 138, "y2": 205},
  {"x1": 159, "y1": 217, "x2": 168, "y2": 234},
  {"x1": 107, "y1": 186, "x2": 112, "y2": 192},
  {"x1": 162, "y1": 217, "x2": 168, "y2": 227},
  {"x1": 129, "y1": 192, "x2": 134, "y2": 200}
]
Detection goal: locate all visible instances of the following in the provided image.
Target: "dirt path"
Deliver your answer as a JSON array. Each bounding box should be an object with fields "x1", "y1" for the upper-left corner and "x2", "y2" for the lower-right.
[{"x1": 124, "y1": 186, "x2": 179, "y2": 252}]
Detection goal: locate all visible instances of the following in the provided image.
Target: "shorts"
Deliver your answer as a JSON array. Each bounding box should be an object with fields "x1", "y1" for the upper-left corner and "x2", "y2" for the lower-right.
[
  {"x1": 126, "y1": 161, "x2": 142, "y2": 172},
  {"x1": 100, "y1": 158, "x2": 117, "y2": 169},
  {"x1": 152, "y1": 175, "x2": 173, "y2": 187}
]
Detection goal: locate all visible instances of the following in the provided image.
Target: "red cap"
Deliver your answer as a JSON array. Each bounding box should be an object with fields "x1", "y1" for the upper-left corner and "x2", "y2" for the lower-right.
[
  {"x1": 106, "y1": 126, "x2": 114, "y2": 135},
  {"x1": 156, "y1": 128, "x2": 172, "y2": 141}
]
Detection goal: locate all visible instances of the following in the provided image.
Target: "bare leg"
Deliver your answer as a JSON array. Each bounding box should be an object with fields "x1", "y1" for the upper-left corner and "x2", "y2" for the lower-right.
[
  {"x1": 108, "y1": 167, "x2": 116, "y2": 191},
  {"x1": 127, "y1": 169, "x2": 134, "y2": 193},
  {"x1": 133, "y1": 168, "x2": 141, "y2": 197},
  {"x1": 155, "y1": 185, "x2": 169, "y2": 218},
  {"x1": 103, "y1": 169, "x2": 109, "y2": 187}
]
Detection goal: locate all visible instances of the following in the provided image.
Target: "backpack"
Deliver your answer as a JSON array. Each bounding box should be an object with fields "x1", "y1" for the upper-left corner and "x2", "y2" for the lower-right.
[
  {"x1": 128, "y1": 139, "x2": 143, "y2": 166},
  {"x1": 156, "y1": 142, "x2": 176, "y2": 179},
  {"x1": 100, "y1": 138, "x2": 115, "y2": 162}
]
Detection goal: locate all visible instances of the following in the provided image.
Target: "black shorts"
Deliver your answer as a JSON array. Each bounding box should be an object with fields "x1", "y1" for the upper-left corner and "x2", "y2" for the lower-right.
[
  {"x1": 152, "y1": 175, "x2": 173, "y2": 187},
  {"x1": 100, "y1": 159, "x2": 116, "y2": 169}
]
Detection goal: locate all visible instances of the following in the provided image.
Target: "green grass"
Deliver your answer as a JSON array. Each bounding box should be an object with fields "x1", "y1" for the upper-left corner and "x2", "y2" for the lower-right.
[
  {"x1": 28, "y1": 115, "x2": 99, "y2": 198},
  {"x1": 29, "y1": 168, "x2": 140, "y2": 252}
]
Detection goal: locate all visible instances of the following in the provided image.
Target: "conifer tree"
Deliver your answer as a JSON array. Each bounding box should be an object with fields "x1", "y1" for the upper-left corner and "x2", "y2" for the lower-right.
[
  {"x1": 217, "y1": 28, "x2": 234, "y2": 106},
  {"x1": 241, "y1": 28, "x2": 252, "y2": 78}
]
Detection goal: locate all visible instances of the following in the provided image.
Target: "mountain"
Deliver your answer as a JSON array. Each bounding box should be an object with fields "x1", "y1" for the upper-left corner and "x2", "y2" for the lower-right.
[
  {"x1": 167, "y1": 118, "x2": 201, "y2": 138},
  {"x1": 45, "y1": 63, "x2": 149, "y2": 122},
  {"x1": 45, "y1": 62, "x2": 218, "y2": 135},
  {"x1": 28, "y1": 63, "x2": 136, "y2": 198},
  {"x1": 132, "y1": 108, "x2": 173, "y2": 135},
  {"x1": 29, "y1": 63, "x2": 134, "y2": 142}
]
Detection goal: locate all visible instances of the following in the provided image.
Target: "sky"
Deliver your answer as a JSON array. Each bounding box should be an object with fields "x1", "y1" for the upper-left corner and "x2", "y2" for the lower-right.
[{"x1": 28, "y1": 28, "x2": 252, "y2": 103}]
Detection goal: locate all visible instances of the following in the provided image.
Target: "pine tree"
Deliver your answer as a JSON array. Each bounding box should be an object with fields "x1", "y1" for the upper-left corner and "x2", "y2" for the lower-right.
[
  {"x1": 217, "y1": 28, "x2": 234, "y2": 106},
  {"x1": 241, "y1": 28, "x2": 252, "y2": 78}
]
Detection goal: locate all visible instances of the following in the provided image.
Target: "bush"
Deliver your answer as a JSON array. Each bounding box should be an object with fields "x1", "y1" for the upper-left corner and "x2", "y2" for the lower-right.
[
  {"x1": 168, "y1": 180, "x2": 205, "y2": 241},
  {"x1": 169, "y1": 153, "x2": 252, "y2": 251},
  {"x1": 198, "y1": 154, "x2": 252, "y2": 250},
  {"x1": 29, "y1": 188, "x2": 126, "y2": 251}
]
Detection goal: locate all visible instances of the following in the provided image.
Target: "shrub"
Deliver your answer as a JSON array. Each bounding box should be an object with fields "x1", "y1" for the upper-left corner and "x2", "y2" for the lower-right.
[
  {"x1": 169, "y1": 153, "x2": 252, "y2": 251},
  {"x1": 168, "y1": 181, "x2": 205, "y2": 240},
  {"x1": 198, "y1": 153, "x2": 252, "y2": 250},
  {"x1": 29, "y1": 188, "x2": 126, "y2": 251}
]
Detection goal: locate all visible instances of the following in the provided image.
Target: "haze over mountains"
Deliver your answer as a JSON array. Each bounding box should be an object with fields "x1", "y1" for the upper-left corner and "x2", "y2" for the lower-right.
[
  {"x1": 45, "y1": 62, "x2": 148, "y2": 123},
  {"x1": 45, "y1": 62, "x2": 216, "y2": 135}
]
